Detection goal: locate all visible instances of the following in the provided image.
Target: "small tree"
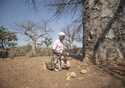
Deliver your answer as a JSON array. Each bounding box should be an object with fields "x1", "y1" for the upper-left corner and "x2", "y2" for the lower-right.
[
  {"x1": 43, "y1": 37, "x2": 52, "y2": 48},
  {"x1": 42, "y1": 37, "x2": 52, "y2": 56},
  {"x1": 0, "y1": 26, "x2": 17, "y2": 49},
  {"x1": 0, "y1": 26, "x2": 17, "y2": 58},
  {"x1": 63, "y1": 23, "x2": 82, "y2": 50}
]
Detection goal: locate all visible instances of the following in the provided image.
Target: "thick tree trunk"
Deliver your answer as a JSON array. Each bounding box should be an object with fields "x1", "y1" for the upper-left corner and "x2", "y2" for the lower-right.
[
  {"x1": 32, "y1": 39, "x2": 36, "y2": 56},
  {"x1": 83, "y1": 0, "x2": 125, "y2": 64}
]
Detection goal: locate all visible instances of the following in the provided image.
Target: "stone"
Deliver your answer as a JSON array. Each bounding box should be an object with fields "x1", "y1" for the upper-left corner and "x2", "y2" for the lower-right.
[
  {"x1": 65, "y1": 72, "x2": 77, "y2": 80},
  {"x1": 77, "y1": 77, "x2": 84, "y2": 80},
  {"x1": 80, "y1": 69, "x2": 88, "y2": 74},
  {"x1": 42, "y1": 62, "x2": 46, "y2": 71}
]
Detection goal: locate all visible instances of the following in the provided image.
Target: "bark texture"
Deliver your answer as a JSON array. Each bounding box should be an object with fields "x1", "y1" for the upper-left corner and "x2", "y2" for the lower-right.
[{"x1": 84, "y1": 0, "x2": 125, "y2": 64}]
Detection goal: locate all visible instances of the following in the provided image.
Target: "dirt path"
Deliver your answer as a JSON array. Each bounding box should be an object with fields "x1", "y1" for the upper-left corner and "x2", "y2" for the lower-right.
[{"x1": 0, "y1": 57, "x2": 124, "y2": 88}]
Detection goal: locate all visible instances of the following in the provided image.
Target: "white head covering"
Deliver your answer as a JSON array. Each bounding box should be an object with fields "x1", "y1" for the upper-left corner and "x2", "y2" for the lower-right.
[{"x1": 58, "y1": 32, "x2": 65, "y2": 36}]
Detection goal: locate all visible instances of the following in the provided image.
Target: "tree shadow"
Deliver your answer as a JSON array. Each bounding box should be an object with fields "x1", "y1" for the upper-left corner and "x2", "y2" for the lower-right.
[{"x1": 69, "y1": 52, "x2": 83, "y2": 62}]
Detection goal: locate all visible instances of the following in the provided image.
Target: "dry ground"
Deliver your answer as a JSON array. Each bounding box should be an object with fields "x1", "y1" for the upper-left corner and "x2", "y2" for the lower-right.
[{"x1": 0, "y1": 56, "x2": 124, "y2": 88}]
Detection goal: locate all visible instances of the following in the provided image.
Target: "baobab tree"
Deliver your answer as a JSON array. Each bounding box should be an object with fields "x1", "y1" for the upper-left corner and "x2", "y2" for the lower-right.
[{"x1": 17, "y1": 21, "x2": 51, "y2": 56}]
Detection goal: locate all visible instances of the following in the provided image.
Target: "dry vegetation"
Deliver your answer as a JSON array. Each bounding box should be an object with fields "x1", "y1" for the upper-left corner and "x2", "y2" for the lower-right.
[{"x1": 0, "y1": 0, "x2": 125, "y2": 88}]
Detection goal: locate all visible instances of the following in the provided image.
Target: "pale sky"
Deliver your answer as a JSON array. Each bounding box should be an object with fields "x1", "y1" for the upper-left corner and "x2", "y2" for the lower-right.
[{"x1": 0, "y1": 0, "x2": 82, "y2": 47}]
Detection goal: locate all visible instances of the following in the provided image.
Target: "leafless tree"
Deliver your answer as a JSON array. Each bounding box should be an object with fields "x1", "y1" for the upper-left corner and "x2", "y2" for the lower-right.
[
  {"x1": 17, "y1": 21, "x2": 51, "y2": 55},
  {"x1": 62, "y1": 23, "x2": 82, "y2": 50}
]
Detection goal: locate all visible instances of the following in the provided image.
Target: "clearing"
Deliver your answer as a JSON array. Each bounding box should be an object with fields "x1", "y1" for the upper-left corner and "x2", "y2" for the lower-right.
[{"x1": 0, "y1": 56, "x2": 124, "y2": 88}]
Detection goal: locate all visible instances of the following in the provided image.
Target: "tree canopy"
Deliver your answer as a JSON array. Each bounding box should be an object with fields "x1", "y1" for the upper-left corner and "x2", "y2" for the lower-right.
[{"x1": 0, "y1": 26, "x2": 17, "y2": 48}]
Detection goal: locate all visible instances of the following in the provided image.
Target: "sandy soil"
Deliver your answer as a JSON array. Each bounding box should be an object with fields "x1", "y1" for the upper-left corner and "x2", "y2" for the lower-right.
[{"x1": 0, "y1": 56, "x2": 124, "y2": 88}]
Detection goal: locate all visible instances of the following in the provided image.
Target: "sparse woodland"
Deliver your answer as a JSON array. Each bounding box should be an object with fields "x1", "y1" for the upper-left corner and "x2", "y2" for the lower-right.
[{"x1": 0, "y1": 0, "x2": 125, "y2": 88}]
